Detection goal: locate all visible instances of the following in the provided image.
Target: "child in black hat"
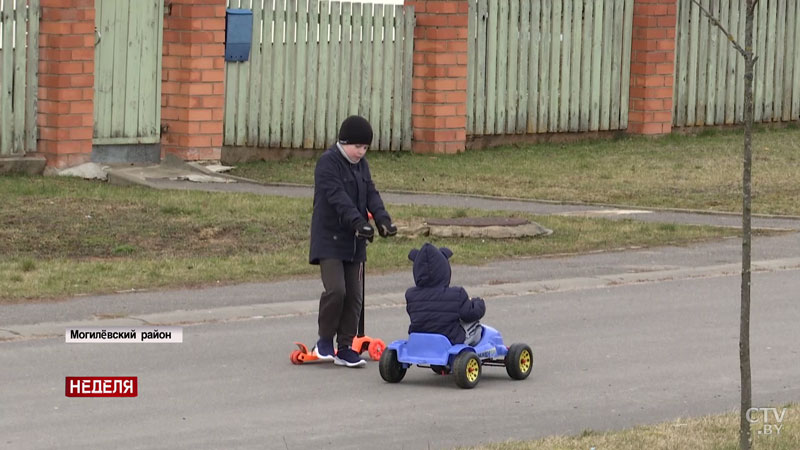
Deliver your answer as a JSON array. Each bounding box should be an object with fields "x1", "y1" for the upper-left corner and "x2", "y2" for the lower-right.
[{"x1": 308, "y1": 115, "x2": 397, "y2": 367}]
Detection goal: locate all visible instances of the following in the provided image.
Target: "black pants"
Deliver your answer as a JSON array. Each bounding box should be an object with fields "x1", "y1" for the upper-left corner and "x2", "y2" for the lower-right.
[{"x1": 318, "y1": 259, "x2": 363, "y2": 349}]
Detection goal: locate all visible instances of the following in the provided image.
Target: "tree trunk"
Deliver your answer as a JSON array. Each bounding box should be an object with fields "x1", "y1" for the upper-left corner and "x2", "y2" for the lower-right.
[
  {"x1": 685, "y1": 1, "x2": 756, "y2": 447},
  {"x1": 740, "y1": 1, "x2": 755, "y2": 449}
]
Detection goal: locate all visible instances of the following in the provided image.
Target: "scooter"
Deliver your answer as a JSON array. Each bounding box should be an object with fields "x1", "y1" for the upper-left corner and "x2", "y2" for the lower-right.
[
  {"x1": 290, "y1": 218, "x2": 386, "y2": 364},
  {"x1": 290, "y1": 283, "x2": 386, "y2": 364}
]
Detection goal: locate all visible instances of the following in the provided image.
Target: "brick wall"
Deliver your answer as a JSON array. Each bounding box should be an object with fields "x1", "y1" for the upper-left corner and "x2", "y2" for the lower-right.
[
  {"x1": 161, "y1": 0, "x2": 226, "y2": 160},
  {"x1": 36, "y1": 0, "x2": 95, "y2": 168},
  {"x1": 406, "y1": 0, "x2": 469, "y2": 154},
  {"x1": 627, "y1": 0, "x2": 678, "y2": 135}
]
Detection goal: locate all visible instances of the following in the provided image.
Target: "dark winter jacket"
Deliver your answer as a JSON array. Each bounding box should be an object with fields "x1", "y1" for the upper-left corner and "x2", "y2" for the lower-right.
[
  {"x1": 405, "y1": 243, "x2": 486, "y2": 344},
  {"x1": 309, "y1": 144, "x2": 391, "y2": 264}
]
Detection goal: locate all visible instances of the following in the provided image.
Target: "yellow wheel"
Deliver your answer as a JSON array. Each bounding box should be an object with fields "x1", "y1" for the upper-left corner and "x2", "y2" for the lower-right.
[
  {"x1": 454, "y1": 352, "x2": 481, "y2": 389},
  {"x1": 505, "y1": 344, "x2": 533, "y2": 380}
]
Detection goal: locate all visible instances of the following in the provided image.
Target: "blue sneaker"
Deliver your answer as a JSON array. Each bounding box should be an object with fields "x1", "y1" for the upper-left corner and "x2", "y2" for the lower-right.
[
  {"x1": 312, "y1": 338, "x2": 335, "y2": 362},
  {"x1": 334, "y1": 347, "x2": 366, "y2": 368}
]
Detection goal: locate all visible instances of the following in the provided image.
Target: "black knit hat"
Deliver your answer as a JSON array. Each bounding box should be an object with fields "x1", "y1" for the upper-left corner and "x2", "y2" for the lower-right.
[{"x1": 338, "y1": 115, "x2": 373, "y2": 145}]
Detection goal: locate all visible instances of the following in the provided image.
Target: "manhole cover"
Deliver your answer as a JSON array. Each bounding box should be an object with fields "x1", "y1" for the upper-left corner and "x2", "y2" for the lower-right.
[{"x1": 426, "y1": 217, "x2": 530, "y2": 227}]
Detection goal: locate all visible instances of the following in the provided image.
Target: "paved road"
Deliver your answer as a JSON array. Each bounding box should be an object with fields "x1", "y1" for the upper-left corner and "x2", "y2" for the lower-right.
[
  {"x1": 2, "y1": 233, "x2": 800, "y2": 449},
  {"x1": 3, "y1": 177, "x2": 800, "y2": 449}
]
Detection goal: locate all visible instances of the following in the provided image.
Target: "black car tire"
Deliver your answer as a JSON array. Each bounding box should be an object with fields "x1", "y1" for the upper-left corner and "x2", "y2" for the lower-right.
[{"x1": 379, "y1": 349, "x2": 406, "y2": 383}]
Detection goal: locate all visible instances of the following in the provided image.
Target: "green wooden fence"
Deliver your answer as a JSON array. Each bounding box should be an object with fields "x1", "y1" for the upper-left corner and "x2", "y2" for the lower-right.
[
  {"x1": 467, "y1": 0, "x2": 634, "y2": 136},
  {"x1": 0, "y1": 0, "x2": 39, "y2": 156},
  {"x1": 674, "y1": 0, "x2": 800, "y2": 126},
  {"x1": 224, "y1": 0, "x2": 414, "y2": 151},
  {"x1": 93, "y1": 0, "x2": 164, "y2": 145}
]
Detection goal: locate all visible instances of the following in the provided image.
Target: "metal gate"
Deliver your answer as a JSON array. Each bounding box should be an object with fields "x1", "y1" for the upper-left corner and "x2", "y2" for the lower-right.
[{"x1": 93, "y1": 0, "x2": 163, "y2": 145}]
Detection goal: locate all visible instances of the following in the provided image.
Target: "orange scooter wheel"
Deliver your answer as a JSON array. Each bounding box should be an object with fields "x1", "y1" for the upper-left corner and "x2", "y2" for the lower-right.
[
  {"x1": 368, "y1": 339, "x2": 386, "y2": 361},
  {"x1": 290, "y1": 349, "x2": 304, "y2": 365}
]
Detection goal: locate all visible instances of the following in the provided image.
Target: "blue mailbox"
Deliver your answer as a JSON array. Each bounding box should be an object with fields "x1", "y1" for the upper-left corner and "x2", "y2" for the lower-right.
[{"x1": 225, "y1": 9, "x2": 253, "y2": 62}]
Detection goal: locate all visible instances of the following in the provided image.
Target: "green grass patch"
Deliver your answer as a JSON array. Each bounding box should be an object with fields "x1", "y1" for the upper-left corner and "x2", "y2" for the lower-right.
[
  {"x1": 112, "y1": 244, "x2": 137, "y2": 256},
  {"x1": 0, "y1": 176, "x2": 744, "y2": 302},
  {"x1": 19, "y1": 258, "x2": 36, "y2": 272},
  {"x1": 460, "y1": 405, "x2": 799, "y2": 450},
  {"x1": 231, "y1": 127, "x2": 800, "y2": 216}
]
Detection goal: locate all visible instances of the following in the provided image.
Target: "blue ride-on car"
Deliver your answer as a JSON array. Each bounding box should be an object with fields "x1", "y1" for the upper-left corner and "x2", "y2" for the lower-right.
[{"x1": 379, "y1": 325, "x2": 532, "y2": 389}]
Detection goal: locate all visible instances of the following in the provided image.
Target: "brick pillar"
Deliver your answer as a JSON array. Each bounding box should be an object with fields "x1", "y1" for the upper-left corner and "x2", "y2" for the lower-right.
[
  {"x1": 37, "y1": 0, "x2": 95, "y2": 168},
  {"x1": 161, "y1": 0, "x2": 226, "y2": 160},
  {"x1": 406, "y1": 0, "x2": 469, "y2": 154},
  {"x1": 627, "y1": 0, "x2": 678, "y2": 135}
]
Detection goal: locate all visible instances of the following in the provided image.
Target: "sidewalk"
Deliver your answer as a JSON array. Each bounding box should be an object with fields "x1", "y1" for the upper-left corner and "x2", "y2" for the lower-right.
[{"x1": 106, "y1": 158, "x2": 800, "y2": 231}]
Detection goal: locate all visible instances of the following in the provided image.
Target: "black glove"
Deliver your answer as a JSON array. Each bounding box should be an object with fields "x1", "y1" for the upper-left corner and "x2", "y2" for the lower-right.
[
  {"x1": 376, "y1": 218, "x2": 397, "y2": 238},
  {"x1": 355, "y1": 222, "x2": 374, "y2": 242}
]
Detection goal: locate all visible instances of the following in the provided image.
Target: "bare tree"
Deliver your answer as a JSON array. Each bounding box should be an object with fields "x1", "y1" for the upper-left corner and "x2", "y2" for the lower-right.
[{"x1": 688, "y1": 1, "x2": 757, "y2": 449}]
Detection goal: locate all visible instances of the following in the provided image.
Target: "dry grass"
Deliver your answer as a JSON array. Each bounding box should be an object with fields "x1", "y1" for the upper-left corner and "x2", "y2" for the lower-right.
[
  {"x1": 0, "y1": 176, "x2": 741, "y2": 302},
  {"x1": 460, "y1": 405, "x2": 799, "y2": 450},
  {"x1": 231, "y1": 127, "x2": 800, "y2": 216}
]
